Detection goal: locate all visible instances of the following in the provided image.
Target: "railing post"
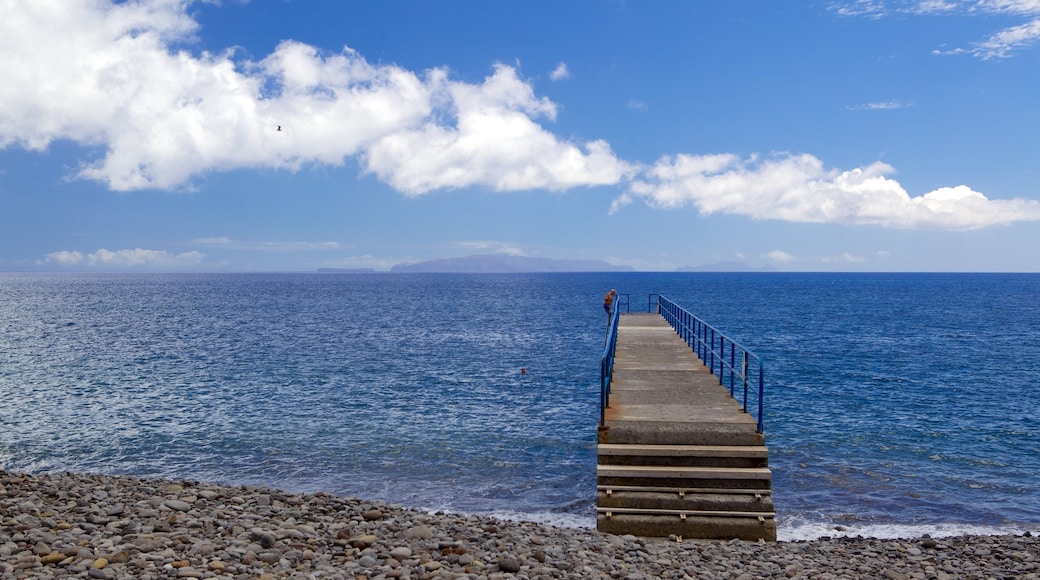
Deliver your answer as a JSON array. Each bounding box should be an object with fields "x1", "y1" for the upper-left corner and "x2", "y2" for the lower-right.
[
  {"x1": 741, "y1": 352, "x2": 749, "y2": 414},
  {"x1": 652, "y1": 295, "x2": 765, "y2": 434},
  {"x1": 729, "y1": 339, "x2": 736, "y2": 395},
  {"x1": 757, "y1": 363, "x2": 765, "y2": 433},
  {"x1": 698, "y1": 321, "x2": 704, "y2": 361},
  {"x1": 709, "y1": 328, "x2": 715, "y2": 378}
]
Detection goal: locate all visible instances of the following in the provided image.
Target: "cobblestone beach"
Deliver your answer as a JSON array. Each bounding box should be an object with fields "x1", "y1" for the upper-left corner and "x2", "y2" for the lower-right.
[{"x1": 1, "y1": 471, "x2": 1037, "y2": 579}]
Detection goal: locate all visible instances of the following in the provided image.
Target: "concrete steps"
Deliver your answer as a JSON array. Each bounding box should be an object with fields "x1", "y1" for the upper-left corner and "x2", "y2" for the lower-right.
[
  {"x1": 598, "y1": 444, "x2": 769, "y2": 467},
  {"x1": 596, "y1": 443, "x2": 776, "y2": 541},
  {"x1": 598, "y1": 419, "x2": 766, "y2": 446}
]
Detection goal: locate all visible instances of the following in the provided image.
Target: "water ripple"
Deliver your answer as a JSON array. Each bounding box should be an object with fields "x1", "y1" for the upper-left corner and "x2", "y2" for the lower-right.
[{"x1": 2, "y1": 272, "x2": 1038, "y2": 537}]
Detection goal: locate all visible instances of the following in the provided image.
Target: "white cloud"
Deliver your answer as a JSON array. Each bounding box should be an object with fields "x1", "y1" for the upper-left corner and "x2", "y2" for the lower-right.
[
  {"x1": 847, "y1": 100, "x2": 914, "y2": 110},
  {"x1": 834, "y1": 0, "x2": 1040, "y2": 58},
  {"x1": 550, "y1": 62, "x2": 569, "y2": 81},
  {"x1": 0, "y1": 1, "x2": 629, "y2": 194},
  {"x1": 830, "y1": 0, "x2": 887, "y2": 18},
  {"x1": 259, "y1": 241, "x2": 341, "y2": 251},
  {"x1": 3, "y1": 1, "x2": 1037, "y2": 234},
  {"x1": 765, "y1": 249, "x2": 867, "y2": 266},
  {"x1": 362, "y1": 65, "x2": 635, "y2": 194},
  {"x1": 627, "y1": 99, "x2": 648, "y2": 111},
  {"x1": 969, "y1": 17, "x2": 1040, "y2": 58},
  {"x1": 41, "y1": 248, "x2": 205, "y2": 268},
  {"x1": 835, "y1": 0, "x2": 1040, "y2": 17},
  {"x1": 41, "y1": 250, "x2": 84, "y2": 265},
  {"x1": 194, "y1": 237, "x2": 342, "y2": 251},
  {"x1": 911, "y1": 0, "x2": 961, "y2": 13},
  {"x1": 193, "y1": 236, "x2": 232, "y2": 244},
  {"x1": 323, "y1": 255, "x2": 395, "y2": 271},
  {"x1": 608, "y1": 192, "x2": 634, "y2": 215},
  {"x1": 625, "y1": 153, "x2": 1040, "y2": 230},
  {"x1": 825, "y1": 252, "x2": 866, "y2": 263},
  {"x1": 979, "y1": 0, "x2": 1040, "y2": 15},
  {"x1": 456, "y1": 240, "x2": 526, "y2": 255}
]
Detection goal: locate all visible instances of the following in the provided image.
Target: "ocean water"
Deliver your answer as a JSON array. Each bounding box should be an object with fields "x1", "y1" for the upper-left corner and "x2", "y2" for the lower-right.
[{"x1": 1, "y1": 272, "x2": 1037, "y2": 541}]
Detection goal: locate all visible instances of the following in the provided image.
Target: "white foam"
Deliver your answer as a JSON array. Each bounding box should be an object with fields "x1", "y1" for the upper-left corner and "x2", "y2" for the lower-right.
[
  {"x1": 422, "y1": 507, "x2": 596, "y2": 530},
  {"x1": 420, "y1": 506, "x2": 1038, "y2": 542},
  {"x1": 481, "y1": 510, "x2": 597, "y2": 530},
  {"x1": 778, "y1": 517, "x2": 1037, "y2": 542}
]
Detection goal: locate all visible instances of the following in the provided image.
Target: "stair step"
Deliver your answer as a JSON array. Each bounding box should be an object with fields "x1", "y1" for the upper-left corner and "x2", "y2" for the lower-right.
[
  {"x1": 597, "y1": 513, "x2": 776, "y2": 541},
  {"x1": 598, "y1": 444, "x2": 768, "y2": 458},
  {"x1": 598, "y1": 485, "x2": 771, "y2": 496},
  {"x1": 599, "y1": 489, "x2": 774, "y2": 513},
  {"x1": 597, "y1": 465, "x2": 771, "y2": 480},
  {"x1": 599, "y1": 422, "x2": 765, "y2": 446},
  {"x1": 597, "y1": 507, "x2": 775, "y2": 520}
]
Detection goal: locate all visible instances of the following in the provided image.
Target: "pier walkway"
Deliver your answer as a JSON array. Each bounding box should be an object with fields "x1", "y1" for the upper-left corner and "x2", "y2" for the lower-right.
[{"x1": 597, "y1": 312, "x2": 776, "y2": 541}]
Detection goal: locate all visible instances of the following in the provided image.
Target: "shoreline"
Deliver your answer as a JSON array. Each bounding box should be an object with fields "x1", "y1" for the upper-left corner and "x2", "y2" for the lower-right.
[{"x1": 2, "y1": 470, "x2": 1038, "y2": 579}]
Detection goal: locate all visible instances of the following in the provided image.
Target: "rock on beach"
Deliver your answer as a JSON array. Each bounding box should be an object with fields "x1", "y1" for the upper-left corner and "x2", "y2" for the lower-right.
[{"x1": 1, "y1": 470, "x2": 1038, "y2": 579}]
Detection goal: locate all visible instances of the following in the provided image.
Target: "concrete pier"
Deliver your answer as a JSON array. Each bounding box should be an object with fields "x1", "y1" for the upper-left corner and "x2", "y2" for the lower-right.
[{"x1": 597, "y1": 313, "x2": 776, "y2": 541}]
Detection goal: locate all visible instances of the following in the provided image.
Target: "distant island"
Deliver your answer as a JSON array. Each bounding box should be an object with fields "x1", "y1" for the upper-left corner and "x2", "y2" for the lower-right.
[
  {"x1": 676, "y1": 261, "x2": 774, "y2": 272},
  {"x1": 390, "y1": 254, "x2": 634, "y2": 273},
  {"x1": 317, "y1": 268, "x2": 377, "y2": 273}
]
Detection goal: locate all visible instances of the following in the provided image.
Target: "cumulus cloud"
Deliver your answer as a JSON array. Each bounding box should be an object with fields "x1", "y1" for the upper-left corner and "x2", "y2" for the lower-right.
[
  {"x1": 0, "y1": 0, "x2": 629, "y2": 193},
  {"x1": 41, "y1": 248, "x2": 205, "y2": 268},
  {"x1": 3, "y1": 1, "x2": 1039, "y2": 234},
  {"x1": 550, "y1": 62, "x2": 570, "y2": 80},
  {"x1": 363, "y1": 65, "x2": 634, "y2": 194},
  {"x1": 42, "y1": 250, "x2": 85, "y2": 266},
  {"x1": 625, "y1": 153, "x2": 1040, "y2": 230},
  {"x1": 766, "y1": 250, "x2": 794, "y2": 263}
]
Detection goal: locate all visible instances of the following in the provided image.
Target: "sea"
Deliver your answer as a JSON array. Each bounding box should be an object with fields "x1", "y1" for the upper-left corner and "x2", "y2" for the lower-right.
[{"x1": 1, "y1": 272, "x2": 1037, "y2": 542}]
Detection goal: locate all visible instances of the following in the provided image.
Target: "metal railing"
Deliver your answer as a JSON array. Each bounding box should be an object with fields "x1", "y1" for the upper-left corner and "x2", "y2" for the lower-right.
[
  {"x1": 657, "y1": 295, "x2": 766, "y2": 433},
  {"x1": 599, "y1": 301, "x2": 622, "y2": 426},
  {"x1": 616, "y1": 293, "x2": 631, "y2": 313}
]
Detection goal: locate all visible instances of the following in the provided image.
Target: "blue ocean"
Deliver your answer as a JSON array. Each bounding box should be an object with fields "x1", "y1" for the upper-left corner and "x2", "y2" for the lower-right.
[{"x1": 1, "y1": 272, "x2": 1037, "y2": 541}]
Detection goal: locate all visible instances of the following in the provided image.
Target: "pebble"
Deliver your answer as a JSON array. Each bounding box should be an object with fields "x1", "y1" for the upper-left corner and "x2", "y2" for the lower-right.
[
  {"x1": 497, "y1": 557, "x2": 521, "y2": 573},
  {"x1": 359, "y1": 554, "x2": 377, "y2": 567},
  {"x1": 258, "y1": 531, "x2": 277, "y2": 548},
  {"x1": 162, "y1": 499, "x2": 192, "y2": 512},
  {"x1": 1, "y1": 470, "x2": 1037, "y2": 579}
]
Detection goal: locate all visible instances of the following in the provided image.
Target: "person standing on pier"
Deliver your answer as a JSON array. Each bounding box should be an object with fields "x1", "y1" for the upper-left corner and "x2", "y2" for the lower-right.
[{"x1": 603, "y1": 289, "x2": 617, "y2": 322}]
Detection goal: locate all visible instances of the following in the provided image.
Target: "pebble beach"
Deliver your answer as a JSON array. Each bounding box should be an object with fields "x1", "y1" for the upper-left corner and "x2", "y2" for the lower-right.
[{"x1": 1, "y1": 471, "x2": 1037, "y2": 579}]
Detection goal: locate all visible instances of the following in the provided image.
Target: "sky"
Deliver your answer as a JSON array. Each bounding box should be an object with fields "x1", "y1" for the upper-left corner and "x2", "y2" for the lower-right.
[{"x1": 2, "y1": 0, "x2": 1039, "y2": 273}]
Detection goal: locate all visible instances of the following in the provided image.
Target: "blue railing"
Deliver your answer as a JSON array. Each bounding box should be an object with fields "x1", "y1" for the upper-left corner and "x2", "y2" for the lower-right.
[
  {"x1": 616, "y1": 293, "x2": 631, "y2": 313},
  {"x1": 657, "y1": 295, "x2": 766, "y2": 433},
  {"x1": 599, "y1": 301, "x2": 622, "y2": 426}
]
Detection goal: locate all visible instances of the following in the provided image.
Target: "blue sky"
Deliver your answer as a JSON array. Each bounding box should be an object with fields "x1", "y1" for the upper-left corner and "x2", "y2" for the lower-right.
[{"x1": 2, "y1": 0, "x2": 1039, "y2": 272}]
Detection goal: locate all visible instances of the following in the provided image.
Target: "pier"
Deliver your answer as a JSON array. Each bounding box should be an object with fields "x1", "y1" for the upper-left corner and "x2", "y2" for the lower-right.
[{"x1": 597, "y1": 298, "x2": 775, "y2": 541}]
